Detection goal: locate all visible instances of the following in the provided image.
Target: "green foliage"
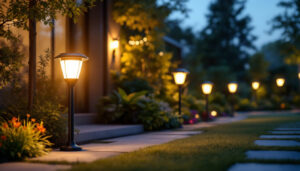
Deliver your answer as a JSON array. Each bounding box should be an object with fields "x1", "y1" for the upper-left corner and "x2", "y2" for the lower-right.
[
  {"x1": 112, "y1": 0, "x2": 187, "y2": 104},
  {"x1": 0, "y1": 116, "x2": 52, "y2": 161},
  {"x1": 249, "y1": 53, "x2": 269, "y2": 81},
  {"x1": 0, "y1": 51, "x2": 67, "y2": 146},
  {"x1": 194, "y1": 0, "x2": 256, "y2": 75},
  {"x1": 0, "y1": 0, "x2": 96, "y2": 40},
  {"x1": 0, "y1": 40, "x2": 23, "y2": 90},
  {"x1": 97, "y1": 88, "x2": 181, "y2": 131}
]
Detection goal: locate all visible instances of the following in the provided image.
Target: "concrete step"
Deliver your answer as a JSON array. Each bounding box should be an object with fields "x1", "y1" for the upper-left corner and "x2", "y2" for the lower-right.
[{"x1": 75, "y1": 124, "x2": 144, "y2": 143}]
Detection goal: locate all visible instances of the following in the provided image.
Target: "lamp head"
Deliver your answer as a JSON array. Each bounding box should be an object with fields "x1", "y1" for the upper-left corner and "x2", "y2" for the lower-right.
[
  {"x1": 252, "y1": 81, "x2": 260, "y2": 90},
  {"x1": 202, "y1": 82, "x2": 213, "y2": 95},
  {"x1": 172, "y1": 68, "x2": 189, "y2": 85},
  {"x1": 228, "y1": 82, "x2": 238, "y2": 94},
  {"x1": 276, "y1": 78, "x2": 285, "y2": 87},
  {"x1": 111, "y1": 39, "x2": 119, "y2": 50},
  {"x1": 56, "y1": 53, "x2": 88, "y2": 80}
]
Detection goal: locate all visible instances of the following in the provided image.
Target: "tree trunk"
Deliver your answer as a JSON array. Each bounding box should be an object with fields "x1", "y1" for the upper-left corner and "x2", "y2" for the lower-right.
[{"x1": 28, "y1": 0, "x2": 37, "y2": 111}]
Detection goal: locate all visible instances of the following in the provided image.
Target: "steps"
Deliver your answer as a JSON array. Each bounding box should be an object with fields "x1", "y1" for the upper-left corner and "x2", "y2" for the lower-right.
[
  {"x1": 72, "y1": 113, "x2": 144, "y2": 143},
  {"x1": 75, "y1": 124, "x2": 144, "y2": 143}
]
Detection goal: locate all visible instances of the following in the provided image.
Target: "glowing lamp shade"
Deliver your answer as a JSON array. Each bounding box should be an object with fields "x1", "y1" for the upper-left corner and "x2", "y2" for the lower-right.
[
  {"x1": 111, "y1": 39, "x2": 119, "y2": 50},
  {"x1": 56, "y1": 53, "x2": 88, "y2": 80},
  {"x1": 276, "y1": 78, "x2": 285, "y2": 87},
  {"x1": 202, "y1": 82, "x2": 213, "y2": 95},
  {"x1": 228, "y1": 82, "x2": 238, "y2": 93},
  {"x1": 172, "y1": 68, "x2": 189, "y2": 85},
  {"x1": 252, "y1": 81, "x2": 260, "y2": 90},
  {"x1": 298, "y1": 73, "x2": 300, "y2": 79}
]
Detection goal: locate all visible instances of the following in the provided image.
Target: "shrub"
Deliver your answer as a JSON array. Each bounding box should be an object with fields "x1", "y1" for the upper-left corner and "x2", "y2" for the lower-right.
[
  {"x1": 97, "y1": 88, "x2": 181, "y2": 131},
  {"x1": 0, "y1": 115, "x2": 52, "y2": 161}
]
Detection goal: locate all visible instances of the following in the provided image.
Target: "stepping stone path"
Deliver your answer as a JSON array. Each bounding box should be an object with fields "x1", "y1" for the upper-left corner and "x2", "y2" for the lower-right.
[
  {"x1": 260, "y1": 135, "x2": 300, "y2": 139},
  {"x1": 228, "y1": 124, "x2": 300, "y2": 171}
]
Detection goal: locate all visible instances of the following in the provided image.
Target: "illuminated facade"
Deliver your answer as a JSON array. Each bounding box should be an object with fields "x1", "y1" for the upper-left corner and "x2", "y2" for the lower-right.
[{"x1": 16, "y1": 0, "x2": 120, "y2": 113}]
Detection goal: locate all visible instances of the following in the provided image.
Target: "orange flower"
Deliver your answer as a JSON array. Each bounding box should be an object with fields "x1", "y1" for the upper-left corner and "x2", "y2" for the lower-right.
[
  {"x1": 26, "y1": 114, "x2": 30, "y2": 118},
  {"x1": 12, "y1": 117, "x2": 17, "y2": 122},
  {"x1": 36, "y1": 123, "x2": 46, "y2": 133},
  {"x1": 1, "y1": 136, "x2": 6, "y2": 141},
  {"x1": 31, "y1": 118, "x2": 36, "y2": 122},
  {"x1": 13, "y1": 121, "x2": 21, "y2": 128},
  {"x1": 2, "y1": 123, "x2": 8, "y2": 129}
]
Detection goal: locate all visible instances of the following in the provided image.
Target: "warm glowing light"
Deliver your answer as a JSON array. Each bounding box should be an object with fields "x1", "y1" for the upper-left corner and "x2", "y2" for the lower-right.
[
  {"x1": 276, "y1": 78, "x2": 285, "y2": 87},
  {"x1": 56, "y1": 53, "x2": 88, "y2": 80},
  {"x1": 111, "y1": 39, "x2": 119, "y2": 49},
  {"x1": 172, "y1": 68, "x2": 189, "y2": 85},
  {"x1": 195, "y1": 114, "x2": 200, "y2": 119},
  {"x1": 202, "y1": 82, "x2": 213, "y2": 95},
  {"x1": 252, "y1": 81, "x2": 260, "y2": 90},
  {"x1": 228, "y1": 83, "x2": 238, "y2": 93},
  {"x1": 298, "y1": 73, "x2": 300, "y2": 79},
  {"x1": 211, "y1": 111, "x2": 217, "y2": 117}
]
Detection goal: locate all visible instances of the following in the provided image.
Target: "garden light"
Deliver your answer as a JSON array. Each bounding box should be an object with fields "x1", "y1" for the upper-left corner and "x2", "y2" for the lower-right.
[
  {"x1": 111, "y1": 39, "x2": 119, "y2": 50},
  {"x1": 56, "y1": 53, "x2": 88, "y2": 151},
  {"x1": 228, "y1": 82, "x2": 238, "y2": 94},
  {"x1": 298, "y1": 72, "x2": 300, "y2": 79},
  {"x1": 172, "y1": 68, "x2": 189, "y2": 116},
  {"x1": 202, "y1": 82, "x2": 213, "y2": 121},
  {"x1": 202, "y1": 82, "x2": 213, "y2": 95},
  {"x1": 251, "y1": 81, "x2": 260, "y2": 90},
  {"x1": 211, "y1": 110, "x2": 217, "y2": 117},
  {"x1": 276, "y1": 78, "x2": 285, "y2": 87},
  {"x1": 228, "y1": 82, "x2": 238, "y2": 117}
]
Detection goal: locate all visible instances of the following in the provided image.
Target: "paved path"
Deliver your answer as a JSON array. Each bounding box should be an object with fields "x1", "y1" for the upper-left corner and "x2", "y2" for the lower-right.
[
  {"x1": 0, "y1": 115, "x2": 246, "y2": 171},
  {"x1": 228, "y1": 122, "x2": 300, "y2": 171}
]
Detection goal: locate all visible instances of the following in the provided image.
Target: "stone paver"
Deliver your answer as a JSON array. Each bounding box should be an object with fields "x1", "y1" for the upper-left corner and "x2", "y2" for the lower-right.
[
  {"x1": 260, "y1": 135, "x2": 300, "y2": 139},
  {"x1": 255, "y1": 140, "x2": 300, "y2": 147},
  {"x1": 229, "y1": 163, "x2": 300, "y2": 171},
  {"x1": 0, "y1": 162, "x2": 70, "y2": 171},
  {"x1": 274, "y1": 128, "x2": 300, "y2": 131},
  {"x1": 246, "y1": 150, "x2": 300, "y2": 160},
  {"x1": 270, "y1": 131, "x2": 300, "y2": 134}
]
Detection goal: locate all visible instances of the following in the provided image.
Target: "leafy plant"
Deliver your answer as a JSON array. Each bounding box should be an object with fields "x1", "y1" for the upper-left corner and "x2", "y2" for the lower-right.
[
  {"x1": 0, "y1": 115, "x2": 52, "y2": 161},
  {"x1": 97, "y1": 88, "x2": 181, "y2": 130}
]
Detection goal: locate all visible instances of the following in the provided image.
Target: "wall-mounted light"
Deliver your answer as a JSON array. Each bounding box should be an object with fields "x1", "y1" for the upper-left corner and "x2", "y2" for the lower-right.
[{"x1": 111, "y1": 39, "x2": 119, "y2": 69}]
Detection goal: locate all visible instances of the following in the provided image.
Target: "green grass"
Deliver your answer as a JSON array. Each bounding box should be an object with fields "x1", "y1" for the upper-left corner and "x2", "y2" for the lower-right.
[{"x1": 69, "y1": 113, "x2": 300, "y2": 171}]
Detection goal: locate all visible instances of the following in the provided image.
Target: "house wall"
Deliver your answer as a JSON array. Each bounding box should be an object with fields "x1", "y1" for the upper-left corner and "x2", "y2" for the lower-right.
[{"x1": 4, "y1": 0, "x2": 120, "y2": 113}]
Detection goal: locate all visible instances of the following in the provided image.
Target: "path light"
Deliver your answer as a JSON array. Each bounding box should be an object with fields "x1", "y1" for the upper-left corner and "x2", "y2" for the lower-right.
[
  {"x1": 298, "y1": 72, "x2": 300, "y2": 79},
  {"x1": 228, "y1": 82, "x2": 238, "y2": 94},
  {"x1": 252, "y1": 81, "x2": 260, "y2": 90},
  {"x1": 172, "y1": 68, "x2": 189, "y2": 116},
  {"x1": 211, "y1": 110, "x2": 217, "y2": 117},
  {"x1": 251, "y1": 81, "x2": 260, "y2": 103},
  {"x1": 56, "y1": 53, "x2": 88, "y2": 151},
  {"x1": 276, "y1": 78, "x2": 285, "y2": 87},
  {"x1": 228, "y1": 82, "x2": 238, "y2": 117},
  {"x1": 202, "y1": 82, "x2": 213, "y2": 121}
]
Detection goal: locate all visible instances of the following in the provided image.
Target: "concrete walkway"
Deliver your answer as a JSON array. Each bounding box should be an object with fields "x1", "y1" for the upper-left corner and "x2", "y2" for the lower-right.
[{"x1": 0, "y1": 115, "x2": 246, "y2": 171}]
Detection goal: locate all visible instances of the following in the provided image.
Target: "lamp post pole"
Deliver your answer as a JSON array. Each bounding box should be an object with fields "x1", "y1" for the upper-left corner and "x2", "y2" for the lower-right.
[
  {"x1": 205, "y1": 94, "x2": 209, "y2": 120},
  {"x1": 178, "y1": 85, "x2": 182, "y2": 116}
]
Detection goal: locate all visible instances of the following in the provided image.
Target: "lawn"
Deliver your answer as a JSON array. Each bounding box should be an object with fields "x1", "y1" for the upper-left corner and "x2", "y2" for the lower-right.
[{"x1": 69, "y1": 113, "x2": 300, "y2": 171}]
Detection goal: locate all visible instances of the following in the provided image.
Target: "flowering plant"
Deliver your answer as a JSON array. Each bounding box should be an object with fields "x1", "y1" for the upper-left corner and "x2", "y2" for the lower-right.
[{"x1": 0, "y1": 114, "x2": 52, "y2": 161}]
